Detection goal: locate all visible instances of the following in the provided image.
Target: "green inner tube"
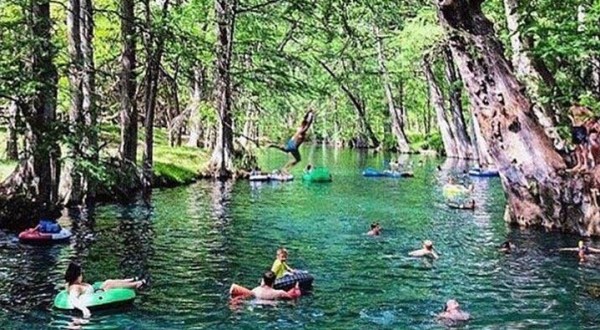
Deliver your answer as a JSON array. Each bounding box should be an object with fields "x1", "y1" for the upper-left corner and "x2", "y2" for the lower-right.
[
  {"x1": 302, "y1": 167, "x2": 332, "y2": 182},
  {"x1": 54, "y1": 282, "x2": 136, "y2": 310}
]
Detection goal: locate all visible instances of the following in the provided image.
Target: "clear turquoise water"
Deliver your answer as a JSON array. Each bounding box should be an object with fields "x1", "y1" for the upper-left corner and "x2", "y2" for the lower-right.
[{"x1": 1, "y1": 148, "x2": 599, "y2": 329}]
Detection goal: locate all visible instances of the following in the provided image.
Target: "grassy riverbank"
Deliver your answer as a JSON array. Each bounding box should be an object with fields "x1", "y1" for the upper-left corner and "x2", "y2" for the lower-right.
[{"x1": 0, "y1": 127, "x2": 208, "y2": 186}]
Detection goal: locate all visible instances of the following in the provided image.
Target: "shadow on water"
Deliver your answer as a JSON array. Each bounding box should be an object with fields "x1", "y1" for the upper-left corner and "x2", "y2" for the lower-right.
[{"x1": 2, "y1": 149, "x2": 600, "y2": 328}]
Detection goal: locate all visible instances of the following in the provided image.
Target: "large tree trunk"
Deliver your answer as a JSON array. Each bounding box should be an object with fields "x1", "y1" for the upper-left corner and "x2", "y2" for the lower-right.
[
  {"x1": 503, "y1": 0, "x2": 562, "y2": 148},
  {"x1": 187, "y1": 66, "x2": 205, "y2": 147},
  {"x1": 437, "y1": 0, "x2": 600, "y2": 233},
  {"x1": 81, "y1": 0, "x2": 98, "y2": 202},
  {"x1": 119, "y1": 0, "x2": 138, "y2": 166},
  {"x1": 141, "y1": 0, "x2": 170, "y2": 190},
  {"x1": 423, "y1": 55, "x2": 457, "y2": 157},
  {"x1": 165, "y1": 66, "x2": 184, "y2": 147},
  {"x1": 442, "y1": 46, "x2": 473, "y2": 159},
  {"x1": 62, "y1": 0, "x2": 98, "y2": 205},
  {"x1": 374, "y1": 26, "x2": 410, "y2": 153},
  {"x1": 209, "y1": 0, "x2": 237, "y2": 178},
  {"x1": 6, "y1": 102, "x2": 19, "y2": 161},
  {"x1": 239, "y1": 53, "x2": 258, "y2": 150},
  {"x1": 63, "y1": 0, "x2": 84, "y2": 205},
  {"x1": 1, "y1": 0, "x2": 60, "y2": 220}
]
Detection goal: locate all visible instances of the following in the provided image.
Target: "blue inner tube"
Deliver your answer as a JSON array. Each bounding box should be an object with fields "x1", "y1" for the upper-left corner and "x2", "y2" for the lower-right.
[
  {"x1": 469, "y1": 169, "x2": 499, "y2": 177},
  {"x1": 273, "y1": 272, "x2": 314, "y2": 292},
  {"x1": 362, "y1": 168, "x2": 385, "y2": 177}
]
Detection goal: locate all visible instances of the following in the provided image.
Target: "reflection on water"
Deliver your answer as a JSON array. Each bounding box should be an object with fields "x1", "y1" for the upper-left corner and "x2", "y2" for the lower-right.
[{"x1": 0, "y1": 148, "x2": 599, "y2": 329}]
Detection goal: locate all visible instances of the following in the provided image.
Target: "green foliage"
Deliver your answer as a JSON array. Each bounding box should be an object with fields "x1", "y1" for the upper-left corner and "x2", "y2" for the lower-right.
[{"x1": 3, "y1": 0, "x2": 597, "y2": 189}]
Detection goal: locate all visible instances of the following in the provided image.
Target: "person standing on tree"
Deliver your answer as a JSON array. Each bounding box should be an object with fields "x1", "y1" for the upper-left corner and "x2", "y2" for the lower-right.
[
  {"x1": 268, "y1": 110, "x2": 314, "y2": 172},
  {"x1": 569, "y1": 105, "x2": 594, "y2": 172}
]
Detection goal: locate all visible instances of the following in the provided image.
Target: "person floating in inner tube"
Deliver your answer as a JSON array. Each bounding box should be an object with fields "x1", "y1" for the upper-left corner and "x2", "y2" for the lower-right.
[
  {"x1": 559, "y1": 240, "x2": 600, "y2": 262},
  {"x1": 409, "y1": 240, "x2": 439, "y2": 259},
  {"x1": 64, "y1": 262, "x2": 146, "y2": 318},
  {"x1": 268, "y1": 110, "x2": 314, "y2": 173},
  {"x1": 271, "y1": 248, "x2": 296, "y2": 279},
  {"x1": 367, "y1": 222, "x2": 382, "y2": 236},
  {"x1": 229, "y1": 270, "x2": 301, "y2": 302},
  {"x1": 437, "y1": 299, "x2": 471, "y2": 323}
]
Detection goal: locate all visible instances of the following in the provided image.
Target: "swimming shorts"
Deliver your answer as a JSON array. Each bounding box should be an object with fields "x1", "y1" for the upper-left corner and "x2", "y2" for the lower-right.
[{"x1": 283, "y1": 139, "x2": 301, "y2": 162}]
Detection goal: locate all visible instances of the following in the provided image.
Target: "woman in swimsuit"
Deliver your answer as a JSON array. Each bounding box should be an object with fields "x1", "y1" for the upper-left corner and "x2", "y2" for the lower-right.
[{"x1": 65, "y1": 262, "x2": 145, "y2": 318}]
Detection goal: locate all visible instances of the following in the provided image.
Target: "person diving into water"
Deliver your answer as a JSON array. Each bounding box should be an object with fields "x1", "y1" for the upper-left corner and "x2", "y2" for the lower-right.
[{"x1": 268, "y1": 110, "x2": 315, "y2": 172}]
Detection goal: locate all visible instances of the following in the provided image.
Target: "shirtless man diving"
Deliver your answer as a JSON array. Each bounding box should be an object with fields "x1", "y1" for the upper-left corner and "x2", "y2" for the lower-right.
[{"x1": 268, "y1": 110, "x2": 315, "y2": 172}]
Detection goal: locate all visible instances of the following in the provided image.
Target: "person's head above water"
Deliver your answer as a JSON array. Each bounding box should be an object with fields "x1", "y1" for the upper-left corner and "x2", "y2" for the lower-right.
[
  {"x1": 65, "y1": 262, "x2": 83, "y2": 285},
  {"x1": 424, "y1": 240, "x2": 434, "y2": 251},
  {"x1": 444, "y1": 299, "x2": 460, "y2": 312},
  {"x1": 277, "y1": 248, "x2": 288, "y2": 261},
  {"x1": 262, "y1": 271, "x2": 277, "y2": 287}
]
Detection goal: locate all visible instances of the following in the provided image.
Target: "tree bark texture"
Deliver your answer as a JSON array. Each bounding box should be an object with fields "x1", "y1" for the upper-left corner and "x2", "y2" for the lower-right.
[
  {"x1": 503, "y1": 0, "x2": 562, "y2": 148},
  {"x1": 423, "y1": 55, "x2": 457, "y2": 158},
  {"x1": 470, "y1": 109, "x2": 494, "y2": 166},
  {"x1": 209, "y1": 0, "x2": 237, "y2": 178},
  {"x1": 119, "y1": 0, "x2": 138, "y2": 166},
  {"x1": 141, "y1": 0, "x2": 170, "y2": 190},
  {"x1": 61, "y1": 0, "x2": 98, "y2": 205},
  {"x1": 374, "y1": 26, "x2": 410, "y2": 153},
  {"x1": 80, "y1": 0, "x2": 98, "y2": 201},
  {"x1": 6, "y1": 101, "x2": 19, "y2": 161},
  {"x1": 1, "y1": 0, "x2": 61, "y2": 218},
  {"x1": 442, "y1": 46, "x2": 473, "y2": 159},
  {"x1": 63, "y1": 0, "x2": 84, "y2": 205},
  {"x1": 239, "y1": 53, "x2": 258, "y2": 150},
  {"x1": 437, "y1": 0, "x2": 600, "y2": 234},
  {"x1": 187, "y1": 66, "x2": 206, "y2": 147}
]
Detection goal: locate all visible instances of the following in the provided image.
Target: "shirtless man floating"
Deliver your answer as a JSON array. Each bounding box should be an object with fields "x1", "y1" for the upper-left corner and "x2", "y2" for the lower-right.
[
  {"x1": 229, "y1": 271, "x2": 301, "y2": 302},
  {"x1": 409, "y1": 240, "x2": 439, "y2": 259},
  {"x1": 268, "y1": 110, "x2": 314, "y2": 172}
]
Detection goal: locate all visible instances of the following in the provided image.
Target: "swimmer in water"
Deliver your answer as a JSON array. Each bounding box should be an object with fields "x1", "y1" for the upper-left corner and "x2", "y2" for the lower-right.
[
  {"x1": 437, "y1": 299, "x2": 470, "y2": 323},
  {"x1": 64, "y1": 262, "x2": 145, "y2": 318},
  {"x1": 409, "y1": 240, "x2": 439, "y2": 259},
  {"x1": 367, "y1": 222, "x2": 382, "y2": 236},
  {"x1": 499, "y1": 240, "x2": 515, "y2": 253},
  {"x1": 559, "y1": 240, "x2": 600, "y2": 262},
  {"x1": 229, "y1": 270, "x2": 301, "y2": 301}
]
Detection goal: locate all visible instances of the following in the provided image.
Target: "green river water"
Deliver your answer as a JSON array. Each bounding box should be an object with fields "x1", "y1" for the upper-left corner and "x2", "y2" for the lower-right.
[{"x1": 1, "y1": 148, "x2": 600, "y2": 329}]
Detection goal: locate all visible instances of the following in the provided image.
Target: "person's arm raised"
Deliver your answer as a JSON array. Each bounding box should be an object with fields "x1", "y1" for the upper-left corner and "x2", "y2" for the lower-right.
[
  {"x1": 299, "y1": 111, "x2": 315, "y2": 133},
  {"x1": 558, "y1": 247, "x2": 578, "y2": 251}
]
